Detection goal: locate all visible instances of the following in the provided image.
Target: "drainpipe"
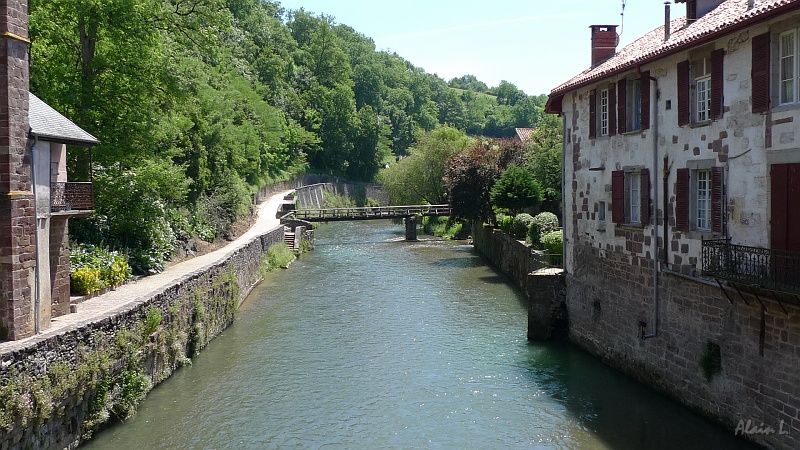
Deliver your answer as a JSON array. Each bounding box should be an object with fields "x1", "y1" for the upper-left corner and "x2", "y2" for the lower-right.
[
  {"x1": 29, "y1": 133, "x2": 41, "y2": 334},
  {"x1": 561, "y1": 114, "x2": 568, "y2": 271},
  {"x1": 640, "y1": 70, "x2": 659, "y2": 340}
]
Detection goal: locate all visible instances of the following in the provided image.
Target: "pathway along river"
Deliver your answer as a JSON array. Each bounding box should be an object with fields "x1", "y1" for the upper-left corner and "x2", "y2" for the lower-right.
[{"x1": 85, "y1": 221, "x2": 757, "y2": 449}]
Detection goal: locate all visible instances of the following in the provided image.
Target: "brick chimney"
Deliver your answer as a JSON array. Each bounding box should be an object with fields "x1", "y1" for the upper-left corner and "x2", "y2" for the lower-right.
[
  {"x1": 0, "y1": 0, "x2": 35, "y2": 340},
  {"x1": 590, "y1": 25, "x2": 618, "y2": 66}
]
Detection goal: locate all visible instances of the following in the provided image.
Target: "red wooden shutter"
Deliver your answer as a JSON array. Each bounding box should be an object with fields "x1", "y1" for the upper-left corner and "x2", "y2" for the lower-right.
[
  {"x1": 711, "y1": 49, "x2": 724, "y2": 119},
  {"x1": 641, "y1": 168, "x2": 651, "y2": 225},
  {"x1": 772, "y1": 164, "x2": 788, "y2": 250},
  {"x1": 677, "y1": 60, "x2": 690, "y2": 126},
  {"x1": 608, "y1": 84, "x2": 617, "y2": 136},
  {"x1": 617, "y1": 80, "x2": 627, "y2": 134},
  {"x1": 711, "y1": 166, "x2": 724, "y2": 233},
  {"x1": 752, "y1": 32, "x2": 771, "y2": 113},
  {"x1": 589, "y1": 90, "x2": 597, "y2": 139},
  {"x1": 640, "y1": 72, "x2": 651, "y2": 130},
  {"x1": 675, "y1": 168, "x2": 690, "y2": 231},
  {"x1": 612, "y1": 170, "x2": 625, "y2": 223}
]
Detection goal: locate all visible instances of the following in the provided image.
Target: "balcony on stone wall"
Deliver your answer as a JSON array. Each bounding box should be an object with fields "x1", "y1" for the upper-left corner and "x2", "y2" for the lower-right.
[
  {"x1": 51, "y1": 181, "x2": 94, "y2": 217},
  {"x1": 701, "y1": 239, "x2": 800, "y2": 295}
]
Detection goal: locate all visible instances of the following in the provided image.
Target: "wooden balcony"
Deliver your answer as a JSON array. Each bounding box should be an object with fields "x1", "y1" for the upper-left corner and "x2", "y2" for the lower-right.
[
  {"x1": 702, "y1": 239, "x2": 800, "y2": 295},
  {"x1": 51, "y1": 182, "x2": 94, "y2": 216}
]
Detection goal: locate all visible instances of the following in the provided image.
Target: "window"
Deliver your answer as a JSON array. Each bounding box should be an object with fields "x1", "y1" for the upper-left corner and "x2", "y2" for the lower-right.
[
  {"x1": 598, "y1": 201, "x2": 606, "y2": 221},
  {"x1": 693, "y1": 57, "x2": 711, "y2": 122},
  {"x1": 626, "y1": 79, "x2": 642, "y2": 131},
  {"x1": 678, "y1": 49, "x2": 724, "y2": 125},
  {"x1": 694, "y1": 169, "x2": 712, "y2": 230},
  {"x1": 675, "y1": 166, "x2": 724, "y2": 233},
  {"x1": 599, "y1": 89, "x2": 609, "y2": 136},
  {"x1": 779, "y1": 30, "x2": 798, "y2": 105},
  {"x1": 612, "y1": 169, "x2": 650, "y2": 225}
]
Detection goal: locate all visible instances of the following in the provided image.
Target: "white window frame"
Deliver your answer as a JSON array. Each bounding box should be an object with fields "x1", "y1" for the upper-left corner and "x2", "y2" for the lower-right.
[
  {"x1": 625, "y1": 172, "x2": 641, "y2": 224},
  {"x1": 599, "y1": 89, "x2": 609, "y2": 136},
  {"x1": 779, "y1": 29, "x2": 798, "y2": 105},
  {"x1": 626, "y1": 79, "x2": 642, "y2": 131},
  {"x1": 693, "y1": 169, "x2": 712, "y2": 231},
  {"x1": 691, "y1": 57, "x2": 711, "y2": 122}
]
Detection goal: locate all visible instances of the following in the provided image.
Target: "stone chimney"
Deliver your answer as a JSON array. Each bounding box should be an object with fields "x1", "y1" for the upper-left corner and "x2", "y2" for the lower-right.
[
  {"x1": 590, "y1": 25, "x2": 618, "y2": 66},
  {"x1": 0, "y1": 0, "x2": 35, "y2": 340}
]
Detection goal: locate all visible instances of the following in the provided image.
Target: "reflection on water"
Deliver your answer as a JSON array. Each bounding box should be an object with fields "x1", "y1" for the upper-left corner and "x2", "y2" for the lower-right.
[{"x1": 84, "y1": 221, "x2": 757, "y2": 449}]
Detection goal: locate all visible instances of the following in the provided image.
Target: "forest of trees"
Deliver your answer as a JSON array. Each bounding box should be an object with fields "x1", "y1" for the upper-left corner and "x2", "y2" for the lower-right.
[{"x1": 28, "y1": 0, "x2": 554, "y2": 274}]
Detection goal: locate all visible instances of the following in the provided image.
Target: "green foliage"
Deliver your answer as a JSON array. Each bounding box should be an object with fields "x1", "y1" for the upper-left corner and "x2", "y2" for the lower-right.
[
  {"x1": 70, "y1": 244, "x2": 132, "y2": 292},
  {"x1": 541, "y1": 231, "x2": 564, "y2": 266},
  {"x1": 532, "y1": 212, "x2": 560, "y2": 236},
  {"x1": 490, "y1": 164, "x2": 542, "y2": 215},
  {"x1": 422, "y1": 216, "x2": 465, "y2": 240},
  {"x1": 512, "y1": 213, "x2": 534, "y2": 240},
  {"x1": 524, "y1": 114, "x2": 564, "y2": 215},
  {"x1": 267, "y1": 243, "x2": 295, "y2": 270},
  {"x1": 379, "y1": 126, "x2": 473, "y2": 205},
  {"x1": 496, "y1": 213, "x2": 514, "y2": 235},
  {"x1": 71, "y1": 267, "x2": 102, "y2": 296},
  {"x1": 144, "y1": 307, "x2": 163, "y2": 336}
]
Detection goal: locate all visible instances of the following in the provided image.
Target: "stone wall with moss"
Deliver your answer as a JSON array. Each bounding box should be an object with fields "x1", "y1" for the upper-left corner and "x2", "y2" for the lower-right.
[{"x1": 0, "y1": 225, "x2": 284, "y2": 450}]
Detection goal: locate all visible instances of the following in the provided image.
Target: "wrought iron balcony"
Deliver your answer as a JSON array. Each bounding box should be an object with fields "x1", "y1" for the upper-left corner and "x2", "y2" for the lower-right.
[
  {"x1": 702, "y1": 239, "x2": 800, "y2": 294},
  {"x1": 51, "y1": 182, "x2": 94, "y2": 213}
]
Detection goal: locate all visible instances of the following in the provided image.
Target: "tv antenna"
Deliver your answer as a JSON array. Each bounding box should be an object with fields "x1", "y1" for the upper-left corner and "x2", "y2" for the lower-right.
[{"x1": 619, "y1": 0, "x2": 627, "y2": 38}]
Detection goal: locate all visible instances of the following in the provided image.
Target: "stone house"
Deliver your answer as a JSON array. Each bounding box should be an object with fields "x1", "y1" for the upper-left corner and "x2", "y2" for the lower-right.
[{"x1": 546, "y1": 0, "x2": 800, "y2": 447}]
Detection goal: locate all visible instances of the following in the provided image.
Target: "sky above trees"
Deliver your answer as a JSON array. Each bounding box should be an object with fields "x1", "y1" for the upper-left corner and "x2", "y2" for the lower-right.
[{"x1": 278, "y1": 0, "x2": 684, "y2": 95}]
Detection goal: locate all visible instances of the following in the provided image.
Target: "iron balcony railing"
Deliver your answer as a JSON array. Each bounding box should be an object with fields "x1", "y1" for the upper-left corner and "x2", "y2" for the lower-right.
[
  {"x1": 702, "y1": 239, "x2": 800, "y2": 294},
  {"x1": 51, "y1": 182, "x2": 94, "y2": 212}
]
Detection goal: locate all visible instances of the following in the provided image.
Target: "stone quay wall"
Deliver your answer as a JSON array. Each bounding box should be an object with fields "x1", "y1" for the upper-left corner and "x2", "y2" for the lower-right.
[
  {"x1": 0, "y1": 225, "x2": 284, "y2": 450},
  {"x1": 569, "y1": 242, "x2": 800, "y2": 449},
  {"x1": 254, "y1": 174, "x2": 387, "y2": 208},
  {"x1": 471, "y1": 224, "x2": 566, "y2": 340}
]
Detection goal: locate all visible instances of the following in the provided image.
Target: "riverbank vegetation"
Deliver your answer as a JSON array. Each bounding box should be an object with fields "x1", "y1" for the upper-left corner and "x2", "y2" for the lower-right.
[{"x1": 30, "y1": 0, "x2": 548, "y2": 275}]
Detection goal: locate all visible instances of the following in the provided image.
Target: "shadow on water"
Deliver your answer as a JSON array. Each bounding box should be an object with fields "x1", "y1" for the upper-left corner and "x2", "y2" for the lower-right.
[{"x1": 524, "y1": 342, "x2": 760, "y2": 450}]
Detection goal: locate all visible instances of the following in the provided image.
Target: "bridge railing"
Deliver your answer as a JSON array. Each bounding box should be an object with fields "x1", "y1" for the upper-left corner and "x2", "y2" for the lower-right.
[{"x1": 287, "y1": 204, "x2": 451, "y2": 221}]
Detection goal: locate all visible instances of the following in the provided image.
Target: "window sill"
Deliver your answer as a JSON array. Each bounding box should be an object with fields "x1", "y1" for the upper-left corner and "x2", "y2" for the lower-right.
[
  {"x1": 688, "y1": 120, "x2": 712, "y2": 128},
  {"x1": 771, "y1": 103, "x2": 800, "y2": 114},
  {"x1": 615, "y1": 223, "x2": 644, "y2": 230},
  {"x1": 622, "y1": 129, "x2": 643, "y2": 136},
  {"x1": 682, "y1": 230, "x2": 723, "y2": 240}
]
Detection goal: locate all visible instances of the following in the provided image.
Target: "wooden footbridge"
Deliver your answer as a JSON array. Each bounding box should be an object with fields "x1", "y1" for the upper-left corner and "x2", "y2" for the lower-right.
[{"x1": 281, "y1": 204, "x2": 451, "y2": 240}]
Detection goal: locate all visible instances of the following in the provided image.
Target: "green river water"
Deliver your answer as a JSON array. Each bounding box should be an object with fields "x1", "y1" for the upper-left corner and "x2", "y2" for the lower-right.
[{"x1": 83, "y1": 220, "x2": 758, "y2": 449}]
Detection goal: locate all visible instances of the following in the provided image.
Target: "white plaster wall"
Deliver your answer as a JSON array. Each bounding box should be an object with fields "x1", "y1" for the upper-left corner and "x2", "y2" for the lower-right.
[{"x1": 562, "y1": 15, "x2": 800, "y2": 272}]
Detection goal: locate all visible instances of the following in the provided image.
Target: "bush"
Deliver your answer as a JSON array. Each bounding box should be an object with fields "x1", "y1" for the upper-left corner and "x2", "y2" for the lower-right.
[
  {"x1": 496, "y1": 213, "x2": 514, "y2": 234},
  {"x1": 541, "y1": 231, "x2": 564, "y2": 266},
  {"x1": 512, "y1": 213, "x2": 534, "y2": 239},
  {"x1": 528, "y1": 212, "x2": 559, "y2": 247},
  {"x1": 267, "y1": 243, "x2": 295, "y2": 270},
  {"x1": 71, "y1": 267, "x2": 101, "y2": 295},
  {"x1": 71, "y1": 244, "x2": 132, "y2": 291},
  {"x1": 490, "y1": 164, "x2": 542, "y2": 215}
]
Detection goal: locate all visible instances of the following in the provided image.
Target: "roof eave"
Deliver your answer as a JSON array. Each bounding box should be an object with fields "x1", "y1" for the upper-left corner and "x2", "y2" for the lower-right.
[
  {"x1": 30, "y1": 131, "x2": 99, "y2": 147},
  {"x1": 548, "y1": 1, "x2": 800, "y2": 97}
]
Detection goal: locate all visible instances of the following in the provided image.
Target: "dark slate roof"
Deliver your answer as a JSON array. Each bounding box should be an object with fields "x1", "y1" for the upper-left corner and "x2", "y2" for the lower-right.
[
  {"x1": 28, "y1": 93, "x2": 99, "y2": 146},
  {"x1": 549, "y1": 0, "x2": 800, "y2": 96}
]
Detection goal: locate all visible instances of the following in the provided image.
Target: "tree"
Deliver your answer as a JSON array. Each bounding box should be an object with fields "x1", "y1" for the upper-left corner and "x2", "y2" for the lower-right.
[
  {"x1": 524, "y1": 114, "x2": 564, "y2": 216},
  {"x1": 490, "y1": 165, "x2": 542, "y2": 215},
  {"x1": 444, "y1": 140, "x2": 503, "y2": 222},
  {"x1": 379, "y1": 126, "x2": 472, "y2": 205}
]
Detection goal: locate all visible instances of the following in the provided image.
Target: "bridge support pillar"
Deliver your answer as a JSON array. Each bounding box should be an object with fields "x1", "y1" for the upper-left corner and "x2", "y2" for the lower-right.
[{"x1": 405, "y1": 215, "x2": 418, "y2": 241}]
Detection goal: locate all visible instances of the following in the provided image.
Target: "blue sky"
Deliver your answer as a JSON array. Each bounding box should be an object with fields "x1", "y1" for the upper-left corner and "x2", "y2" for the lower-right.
[{"x1": 277, "y1": 0, "x2": 682, "y2": 95}]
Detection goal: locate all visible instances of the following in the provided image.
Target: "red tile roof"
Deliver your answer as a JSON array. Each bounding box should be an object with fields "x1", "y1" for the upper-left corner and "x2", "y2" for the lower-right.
[
  {"x1": 515, "y1": 127, "x2": 535, "y2": 143},
  {"x1": 549, "y1": 0, "x2": 800, "y2": 97}
]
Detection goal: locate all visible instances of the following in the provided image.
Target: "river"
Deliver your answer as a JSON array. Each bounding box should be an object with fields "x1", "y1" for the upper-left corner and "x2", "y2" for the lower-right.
[{"x1": 84, "y1": 220, "x2": 757, "y2": 449}]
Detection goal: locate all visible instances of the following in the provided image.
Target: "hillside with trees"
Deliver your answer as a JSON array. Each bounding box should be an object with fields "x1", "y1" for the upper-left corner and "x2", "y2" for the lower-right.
[{"x1": 29, "y1": 0, "x2": 555, "y2": 274}]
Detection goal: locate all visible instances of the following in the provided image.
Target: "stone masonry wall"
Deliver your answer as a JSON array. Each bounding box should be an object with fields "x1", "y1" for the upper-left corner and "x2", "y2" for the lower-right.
[
  {"x1": 48, "y1": 218, "x2": 69, "y2": 319},
  {"x1": 0, "y1": 225, "x2": 284, "y2": 450},
  {"x1": 569, "y1": 242, "x2": 800, "y2": 449}
]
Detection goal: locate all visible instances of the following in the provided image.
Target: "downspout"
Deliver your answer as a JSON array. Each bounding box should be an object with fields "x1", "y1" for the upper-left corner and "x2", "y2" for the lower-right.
[
  {"x1": 640, "y1": 69, "x2": 659, "y2": 340},
  {"x1": 561, "y1": 114, "x2": 568, "y2": 271},
  {"x1": 29, "y1": 132, "x2": 41, "y2": 334}
]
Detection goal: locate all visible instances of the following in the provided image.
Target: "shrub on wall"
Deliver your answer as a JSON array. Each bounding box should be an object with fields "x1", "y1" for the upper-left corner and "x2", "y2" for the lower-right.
[
  {"x1": 541, "y1": 231, "x2": 564, "y2": 266},
  {"x1": 512, "y1": 213, "x2": 534, "y2": 239},
  {"x1": 71, "y1": 267, "x2": 102, "y2": 295},
  {"x1": 71, "y1": 244, "x2": 132, "y2": 295}
]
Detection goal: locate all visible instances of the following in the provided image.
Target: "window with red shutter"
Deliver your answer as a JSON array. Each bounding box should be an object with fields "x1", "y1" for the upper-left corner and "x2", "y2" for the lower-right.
[
  {"x1": 641, "y1": 168, "x2": 651, "y2": 225},
  {"x1": 675, "y1": 168, "x2": 690, "y2": 231},
  {"x1": 641, "y1": 72, "x2": 651, "y2": 130},
  {"x1": 752, "y1": 33, "x2": 771, "y2": 113},
  {"x1": 617, "y1": 80, "x2": 627, "y2": 134},
  {"x1": 612, "y1": 171, "x2": 625, "y2": 223},
  {"x1": 677, "y1": 61, "x2": 690, "y2": 126},
  {"x1": 711, "y1": 166, "x2": 724, "y2": 233},
  {"x1": 608, "y1": 84, "x2": 617, "y2": 136},
  {"x1": 710, "y1": 49, "x2": 724, "y2": 119},
  {"x1": 589, "y1": 90, "x2": 597, "y2": 139}
]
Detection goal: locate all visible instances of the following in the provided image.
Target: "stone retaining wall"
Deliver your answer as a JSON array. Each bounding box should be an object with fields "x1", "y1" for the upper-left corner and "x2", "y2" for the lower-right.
[{"x1": 0, "y1": 225, "x2": 284, "y2": 450}]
